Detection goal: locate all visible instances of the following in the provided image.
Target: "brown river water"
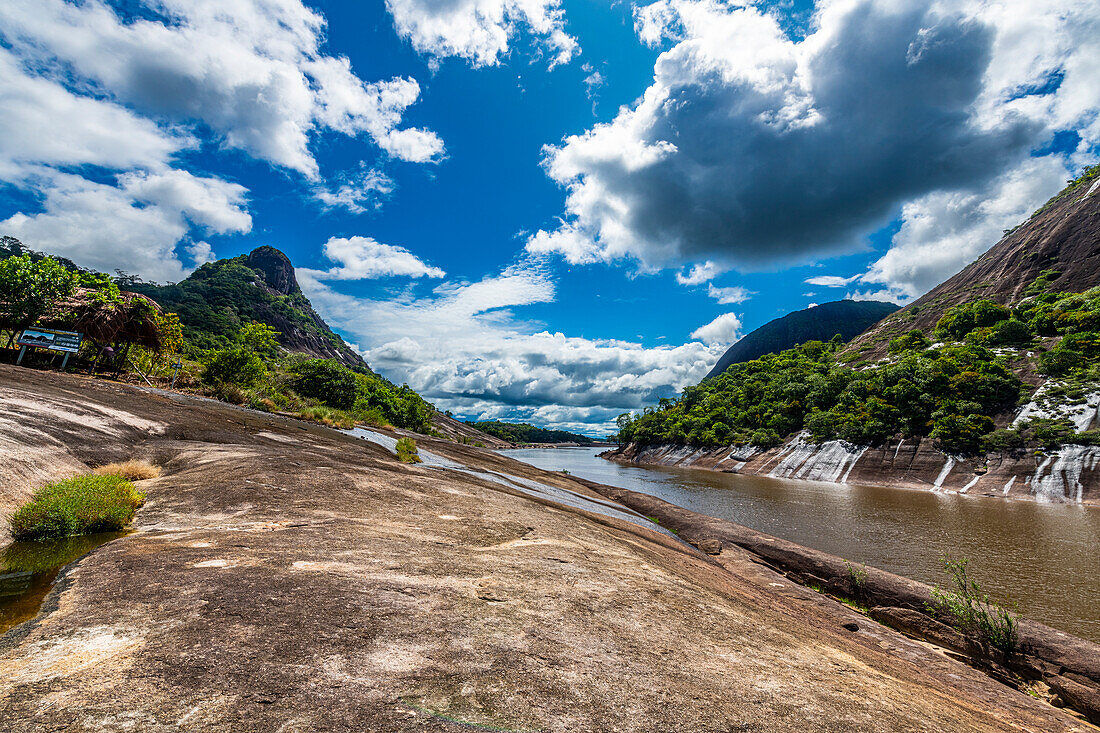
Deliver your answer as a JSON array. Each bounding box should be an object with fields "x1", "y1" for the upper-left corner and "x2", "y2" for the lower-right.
[{"x1": 505, "y1": 447, "x2": 1100, "y2": 643}]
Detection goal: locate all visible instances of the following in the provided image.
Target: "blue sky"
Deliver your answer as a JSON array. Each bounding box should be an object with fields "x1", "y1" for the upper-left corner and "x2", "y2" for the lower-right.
[{"x1": 0, "y1": 0, "x2": 1097, "y2": 434}]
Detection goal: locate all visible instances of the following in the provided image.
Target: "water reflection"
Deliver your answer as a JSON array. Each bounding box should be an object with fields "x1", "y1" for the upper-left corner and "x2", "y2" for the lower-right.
[
  {"x1": 505, "y1": 447, "x2": 1100, "y2": 643},
  {"x1": 0, "y1": 532, "x2": 125, "y2": 635}
]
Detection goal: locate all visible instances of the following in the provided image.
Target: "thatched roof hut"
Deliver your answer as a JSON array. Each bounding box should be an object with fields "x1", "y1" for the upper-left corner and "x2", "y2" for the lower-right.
[{"x1": 38, "y1": 288, "x2": 166, "y2": 352}]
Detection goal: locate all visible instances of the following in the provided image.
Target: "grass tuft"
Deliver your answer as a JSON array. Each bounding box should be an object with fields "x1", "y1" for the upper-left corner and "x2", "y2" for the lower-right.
[
  {"x1": 93, "y1": 460, "x2": 162, "y2": 481},
  {"x1": 9, "y1": 474, "x2": 146, "y2": 541},
  {"x1": 395, "y1": 437, "x2": 421, "y2": 464},
  {"x1": 296, "y1": 406, "x2": 356, "y2": 429}
]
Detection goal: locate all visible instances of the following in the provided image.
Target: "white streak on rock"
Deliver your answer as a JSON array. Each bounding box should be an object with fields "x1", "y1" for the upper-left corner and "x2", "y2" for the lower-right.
[
  {"x1": 960, "y1": 476, "x2": 980, "y2": 493},
  {"x1": 1028, "y1": 445, "x2": 1100, "y2": 503},
  {"x1": 1003, "y1": 476, "x2": 1016, "y2": 495},
  {"x1": 933, "y1": 457, "x2": 956, "y2": 490},
  {"x1": 728, "y1": 446, "x2": 759, "y2": 462},
  {"x1": 1079, "y1": 177, "x2": 1100, "y2": 201},
  {"x1": 1013, "y1": 382, "x2": 1100, "y2": 433},
  {"x1": 768, "y1": 437, "x2": 866, "y2": 483}
]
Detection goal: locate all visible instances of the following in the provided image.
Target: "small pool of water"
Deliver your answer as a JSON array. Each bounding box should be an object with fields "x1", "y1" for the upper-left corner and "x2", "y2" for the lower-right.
[{"x1": 0, "y1": 532, "x2": 126, "y2": 635}]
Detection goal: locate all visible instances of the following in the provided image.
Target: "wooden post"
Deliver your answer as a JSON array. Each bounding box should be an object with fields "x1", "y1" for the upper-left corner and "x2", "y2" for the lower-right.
[{"x1": 16, "y1": 345, "x2": 26, "y2": 364}]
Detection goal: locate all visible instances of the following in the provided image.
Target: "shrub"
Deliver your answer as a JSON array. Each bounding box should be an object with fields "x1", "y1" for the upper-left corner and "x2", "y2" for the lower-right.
[
  {"x1": 212, "y1": 381, "x2": 247, "y2": 404},
  {"x1": 844, "y1": 560, "x2": 870, "y2": 606},
  {"x1": 930, "y1": 410, "x2": 994, "y2": 455},
  {"x1": 93, "y1": 460, "x2": 162, "y2": 481},
  {"x1": 1037, "y1": 347, "x2": 1083, "y2": 377},
  {"x1": 296, "y1": 406, "x2": 356, "y2": 429},
  {"x1": 202, "y1": 347, "x2": 266, "y2": 387},
  {"x1": 888, "y1": 329, "x2": 931, "y2": 354},
  {"x1": 935, "y1": 300, "x2": 1010, "y2": 340},
  {"x1": 980, "y1": 428, "x2": 1026, "y2": 455},
  {"x1": 986, "y1": 318, "x2": 1032, "y2": 346},
  {"x1": 9, "y1": 474, "x2": 146, "y2": 541},
  {"x1": 291, "y1": 359, "x2": 358, "y2": 410},
  {"x1": 749, "y1": 429, "x2": 782, "y2": 450},
  {"x1": 395, "y1": 437, "x2": 421, "y2": 464},
  {"x1": 238, "y1": 321, "x2": 280, "y2": 357},
  {"x1": 1023, "y1": 418, "x2": 1078, "y2": 450},
  {"x1": 0, "y1": 254, "x2": 77, "y2": 331},
  {"x1": 928, "y1": 554, "x2": 1018, "y2": 655}
]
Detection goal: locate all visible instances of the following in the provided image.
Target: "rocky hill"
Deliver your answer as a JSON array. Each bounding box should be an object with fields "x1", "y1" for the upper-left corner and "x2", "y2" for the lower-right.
[
  {"x1": 849, "y1": 165, "x2": 1100, "y2": 360},
  {"x1": 706, "y1": 299, "x2": 898, "y2": 379},
  {"x1": 131, "y1": 246, "x2": 369, "y2": 370},
  {"x1": 610, "y1": 165, "x2": 1100, "y2": 505}
]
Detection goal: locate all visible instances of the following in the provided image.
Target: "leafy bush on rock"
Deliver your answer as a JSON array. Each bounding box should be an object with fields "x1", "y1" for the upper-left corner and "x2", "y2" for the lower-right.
[{"x1": 201, "y1": 347, "x2": 266, "y2": 387}]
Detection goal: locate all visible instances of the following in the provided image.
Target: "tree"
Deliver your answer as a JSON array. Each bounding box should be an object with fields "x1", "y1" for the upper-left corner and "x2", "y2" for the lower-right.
[
  {"x1": 238, "y1": 321, "x2": 280, "y2": 357},
  {"x1": 202, "y1": 348, "x2": 266, "y2": 387},
  {"x1": 0, "y1": 255, "x2": 78, "y2": 337},
  {"x1": 291, "y1": 359, "x2": 358, "y2": 409}
]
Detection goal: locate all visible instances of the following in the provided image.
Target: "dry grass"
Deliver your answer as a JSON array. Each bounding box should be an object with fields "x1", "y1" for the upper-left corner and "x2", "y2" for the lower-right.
[{"x1": 94, "y1": 459, "x2": 162, "y2": 481}]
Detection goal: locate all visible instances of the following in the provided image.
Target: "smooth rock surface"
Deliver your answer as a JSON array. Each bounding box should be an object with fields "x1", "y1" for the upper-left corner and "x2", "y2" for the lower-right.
[{"x1": 0, "y1": 365, "x2": 1092, "y2": 731}]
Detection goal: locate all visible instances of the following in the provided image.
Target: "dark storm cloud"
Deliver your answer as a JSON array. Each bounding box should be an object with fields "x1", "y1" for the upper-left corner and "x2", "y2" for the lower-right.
[{"x1": 533, "y1": 0, "x2": 1043, "y2": 270}]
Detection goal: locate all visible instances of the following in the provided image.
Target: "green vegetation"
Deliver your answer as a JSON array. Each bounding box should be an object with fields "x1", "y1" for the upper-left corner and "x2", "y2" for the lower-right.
[
  {"x1": 202, "y1": 347, "x2": 267, "y2": 388},
  {"x1": 291, "y1": 358, "x2": 359, "y2": 409},
  {"x1": 617, "y1": 337, "x2": 1020, "y2": 455},
  {"x1": 928, "y1": 554, "x2": 1019, "y2": 655},
  {"x1": 621, "y1": 273, "x2": 1100, "y2": 456},
  {"x1": 465, "y1": 421, "x2": 595, "y2": 444},
  {"x1": 0, "y1": 241, "x2": 440, "y2": 436},
  {"x1": 9, "y1": 474, "x2": 146, "y2": 541},
  {"x1": 845, "y1": 561, "x2": 869, "y2": 601},
  {"x1": 396, "y1": 437, "x2": 421, "y2": 464},
  {"x1": 0, "y1": 254, "x2": 77, "y2": 337},
  {"x1": 933, "y1": 299, "x2": 1010, "y2": 340},
  {"x1": 194, "y1": 324, "x2": 437, "y2": 432}
]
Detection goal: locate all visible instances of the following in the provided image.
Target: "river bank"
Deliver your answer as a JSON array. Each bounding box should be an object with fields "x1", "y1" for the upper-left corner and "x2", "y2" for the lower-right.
[
  {"x1": 505, "y1": 446, "x2": 1100, "y2": 643},
  {"x1": 1, "y1": 364, "x2": 1097, "y2": 731},
  {"x1": 606, "y1": 435, "x2": 1100, "y2": 505}
]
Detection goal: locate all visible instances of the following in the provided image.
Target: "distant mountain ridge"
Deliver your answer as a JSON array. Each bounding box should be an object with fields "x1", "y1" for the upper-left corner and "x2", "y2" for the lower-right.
[
  {"x1": 705, "y1": 299, "x2": 899, "y2": 379},
  {"x1": 466, "y1": 420, "x2": 596, "y2": 444}
]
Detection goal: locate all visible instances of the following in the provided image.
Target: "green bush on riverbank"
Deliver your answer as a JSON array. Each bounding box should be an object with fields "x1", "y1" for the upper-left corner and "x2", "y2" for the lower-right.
[{"x1": 9, "y1": 474, "x2": 146, "y2": 541}]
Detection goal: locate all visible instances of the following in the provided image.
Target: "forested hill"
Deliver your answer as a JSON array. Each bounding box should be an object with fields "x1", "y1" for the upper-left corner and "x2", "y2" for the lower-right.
[
  {"x1": 466, "y1": 421, "x2": 597, "y2": 444},
  {"x1": 705, "y1": 299, "x2": 898, "y2": 379},
  {"x1": 617, "y1": 165, "x2": 1100, "y2": 458},
  {"x1": 129, "y1": 246, "x2": 368, "y2": 370}
]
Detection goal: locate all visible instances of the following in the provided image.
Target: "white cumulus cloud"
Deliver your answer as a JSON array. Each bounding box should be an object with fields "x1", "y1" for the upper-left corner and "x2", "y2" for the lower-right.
[
  {"x1": 299, "y1": 236, "x2": 446, "y2": 281},
  {"x1": 1, "y1": 170, "x2": 247, "y2": 282},
  {"x1": 0, "y1": 0, "x2": 443, "y2": 176},
  {"x1": 299, "y1": 261, "x2": 728, "y2": 432},
  {"x1": 528, "y1": 0, "x2": 1100, "y2": 298},
  {"x1": 690, "y1": 312, "x2": 743, "y2": 345},
  {"x1": 386, "y1": 0, "x2": 578, "y2": 68}
]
